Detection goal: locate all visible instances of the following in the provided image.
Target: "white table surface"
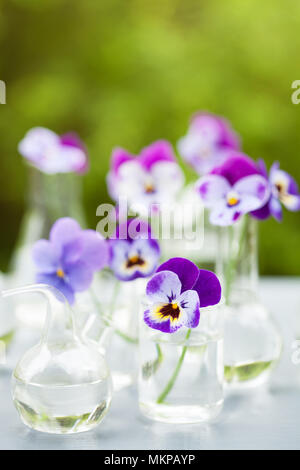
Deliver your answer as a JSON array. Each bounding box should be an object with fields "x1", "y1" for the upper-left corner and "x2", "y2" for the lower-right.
[{"x1": 0, "y1": 277, "x2": 300, "y2": 450}]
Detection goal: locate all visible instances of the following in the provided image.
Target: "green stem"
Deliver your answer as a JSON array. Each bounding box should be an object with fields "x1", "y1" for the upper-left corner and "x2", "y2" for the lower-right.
[
  {"x1": 91, "y1": 281, "x2": 138, "y2": 345},
  {"x1": 156, "y1": 328, "x2": 192, "y2": 404}
]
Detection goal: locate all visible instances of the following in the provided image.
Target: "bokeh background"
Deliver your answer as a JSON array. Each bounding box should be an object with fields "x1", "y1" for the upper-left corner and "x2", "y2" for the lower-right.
[{"x1": 0, "y1": 0, "x2": 299, "y2": 275}]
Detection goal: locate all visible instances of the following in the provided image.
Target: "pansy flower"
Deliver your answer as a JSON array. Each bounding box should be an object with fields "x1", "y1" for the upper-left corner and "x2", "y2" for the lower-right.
[
  {"x1": 33, "y1": 218, "x2": 109, "y2": 304},
  {"x1": 19, "y1": 127, "x2": 89, "y2": 174},
  {"x1": 109, "y1": 219, "x2": 160, "y2": 281},
  {"x1": 196, "y1": 172, "x2": 270, "y2": 226},
  {"x1": 177, "y1": 112, "x2": 240, "y2": 175},
  {"x1": 144, "y1": 257, "x2": 221, "y2": 333},
  {"x1": 107, "y1": 140, "x2": 184, "y2": 211},
  {"x1": 252, "y1": 161, "x2": 300, "y2": 221}
]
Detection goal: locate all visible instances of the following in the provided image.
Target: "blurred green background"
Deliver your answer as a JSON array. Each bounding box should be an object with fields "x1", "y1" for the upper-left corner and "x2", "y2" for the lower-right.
[{"x1": 0, "y1": 0, "x2": 299, "y2": 275}]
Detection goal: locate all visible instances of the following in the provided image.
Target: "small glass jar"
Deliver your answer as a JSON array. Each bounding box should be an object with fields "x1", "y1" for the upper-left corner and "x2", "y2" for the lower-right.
[{"x1": 138, "y1": 300, "x2": 224, "y2": 424}]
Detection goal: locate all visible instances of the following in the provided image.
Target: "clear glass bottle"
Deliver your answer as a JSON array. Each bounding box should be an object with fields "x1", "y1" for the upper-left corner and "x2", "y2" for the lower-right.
[
  {"x1": 138, "y1": 301, "x2": 224, "y2": 424},
  {"x1": 218, "y1": 216, "x2": 283, "y2": 387},
  {"x1": 9, "y1": 169, "x2": 86, "y2": 329},
  {"x1": 2, "y1": 284, "x2": 112, "y2": 434},
  {"x1": 79, "y1": 271, "x2": 146, "y2": 392}
]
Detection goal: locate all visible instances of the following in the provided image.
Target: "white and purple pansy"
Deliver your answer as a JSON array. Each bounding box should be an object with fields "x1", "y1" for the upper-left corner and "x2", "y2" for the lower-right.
[
  {"x1": 252, "y1": 160, "x2": 300, "y2": 221},
  {"x1": 19, "y1": 127, "x2": 89, "y2": 174},
  {"x1": 177, "y1": 112, "x2": 240, "y2": 175},
  {"x1": 109, "y1": 219, "x2": 161, "y2": 282},
  {"x1": 107, "y1": 140, "x2": 184, "y2": 210},
  {"x1": 144, "y1": 257, "x2": 221, "y2": 333},
  {"x1": 196, "y1": 173, "x2": 270, "y2": 226},
  {"x1": 32, "y1": 218, "x2": 109, "y2": 304}
]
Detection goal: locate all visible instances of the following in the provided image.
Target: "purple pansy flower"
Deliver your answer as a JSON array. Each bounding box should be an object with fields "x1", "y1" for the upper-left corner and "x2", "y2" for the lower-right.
[
  {"x1": 196, "y1": 173, "x2": 270, "y2": 226},
  {"x1": 252, "y1": 160, "x2": 300, "y2": 221},
  {"x1": 33, "y1": 218, "x2": 109, "y2": 304},
  {"x1": 109, "y1": 219, "x2": 161, "y2": 281},
  {"x1": 19, "y1": 127, "x2": 89, "y2": 174},
  {"x1": 144, "y1": 257, "x2": 221, "y2": 333},
  {"x1": 177, "y1": 113, "x2": 240, "y2": 175},
  {"x1": 107, "y1": 140, "x2": 184, "y2": 211}
]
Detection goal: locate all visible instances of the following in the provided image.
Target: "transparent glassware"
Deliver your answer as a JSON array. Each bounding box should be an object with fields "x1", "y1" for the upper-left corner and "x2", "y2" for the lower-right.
[
  {"x1": 78, "y1": 271, "x2": 146, "y2": 392},
  {"x1": 0, "y1": 273, "x2": 16, "y2": 350},
  {"x1": 138, "y1": 301, "x2": 224, "y2": 424},
  {"x1": 1, "y1": 284, "x2": 112, "y2": 434},
  {"x1": 158, "y1": 184, "x2": 218, "y2": 271},
  {"x1": 217, "y1": 216, "x2": 283, "y2": 388},
  {"x1": 9, "y1": 169, "x2": 86, "y2": 329}
]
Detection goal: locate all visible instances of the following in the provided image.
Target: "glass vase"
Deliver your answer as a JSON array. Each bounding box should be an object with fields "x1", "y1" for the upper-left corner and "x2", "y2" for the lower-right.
[
  {"x1": 0, "y1": 273, "x2": 15, "y2": 351},
  {"x1": 138, "y1": 301, "x2": 224, "y2": 424},
  {"x1": 9, "y1": 168, "x2": 86, "y2": 329},
  {"x1": 157, "y1": 184, "x2": 218, "y2": 271},
  {"x1": 79, "y1": 271, "x2": 146, "y2": 392},
  {"x1": 218, "y1": 216, "x2": 283, "y2": 387}
]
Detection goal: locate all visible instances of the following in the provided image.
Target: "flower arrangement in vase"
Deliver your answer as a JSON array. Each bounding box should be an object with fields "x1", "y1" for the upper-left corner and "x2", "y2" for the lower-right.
[{"x1": 196, "y1": 152, "x2": 300, "y2": 386}]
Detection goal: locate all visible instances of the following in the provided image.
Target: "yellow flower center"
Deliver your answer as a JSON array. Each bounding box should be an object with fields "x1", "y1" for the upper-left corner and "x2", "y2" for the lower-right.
[
  {"x1": 56, "y1": 268, "x2": 65, "y2": 279},
  {"x1": 227, "y1": 192, "x2": 240, "y2": 207},
  {"x1": 172, "y1": 302, "x2": 178, "y2": 310},
  {"x1": 145, "y1": 182, "x2": 155, "y2": 194}
]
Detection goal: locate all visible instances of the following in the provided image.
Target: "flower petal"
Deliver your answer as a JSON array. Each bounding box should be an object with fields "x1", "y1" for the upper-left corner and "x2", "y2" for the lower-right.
[
  {"x1": 269, "y1": 196, "x2": 283, "y2": 221},
  {"x1": 178, "y1": 290, "x2": 200, "y2": 328},
  {"x1": 65, "y1": 260, "x2": 94, "y2": 292},
  {"x1": 79, "y1": 230, "x2": 109, "y2": 271},
  {"x1": 210, "y1": 202, "x2": 242, "y2": 226},
  {"x1": 150, "y1": 161, "x2": 185, "y2": 198},
  {"x1": 196, "y1": 175, "x2": 231, "y2": 208},
  {"x1": 110, "y1": 147, "x2": 135, "y2": 176},
  {"x1": 192, "y1": 270, "x2": 221, "y2": 308},
  {"x1": 18, "y1": 127, "x2": 59, "y2": 164},
  {"x1": 211, "y1": 153, "x2": 259, "y2": 185},
  {"x1": 36, "y1": 272, "x2": 75, "y2": 305},
  {"x1": 139, "y1": 140, "x2": 176, "y2": 170},
  {"x1": 156, "y1": 257, "x2": 199, "y2": 293},
  {"x1": 50, "y1": 218, "x2": 81, "y2": 251},
  {"x1": 234, "y1": 175, "x2": 271, "y2": 212},
  {"x1": 144, "y1": 307, "x2": 180, "y2": 333},
  {"x1": 32, "y1": 240, "x2": 60, "y2": 273},
  {"x1": 146, "y1": 270, "x2": 182, "y2": 304}
]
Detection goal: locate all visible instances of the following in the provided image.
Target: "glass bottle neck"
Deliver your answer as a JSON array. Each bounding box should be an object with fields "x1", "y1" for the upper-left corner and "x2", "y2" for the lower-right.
[
  {"x1": 27, "y1": 168, "x2": 86, "y2": 233},
  {"x1": 217, "y1": 216, "x2": 259, "y2": 302}
]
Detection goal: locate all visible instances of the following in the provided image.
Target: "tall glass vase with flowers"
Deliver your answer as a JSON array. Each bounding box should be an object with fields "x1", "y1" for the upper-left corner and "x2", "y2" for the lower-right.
[
  {"x1": 10, "y1": 128, "x2": 89, "y2": 328},
  {"x1": 94, "y1": 218, "x2": 161, "y2": 391},
  {"x1": 176, "y1": 112, "x2": 241, "y2": 269},
  {"x1": 196, "y1": 153, "x2": 299, "y2": 386},
  {"x1": 138, "y1": 257, "x2": 223, "y2": 424}
]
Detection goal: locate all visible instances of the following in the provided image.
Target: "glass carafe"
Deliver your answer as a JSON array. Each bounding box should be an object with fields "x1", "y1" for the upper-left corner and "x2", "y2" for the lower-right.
[
  {"x1": 218, "y1": 216, "x2": 282, "y2": 387},
  {"x1": 2, "y1": 284, "x2": 112, "y2": 434}
]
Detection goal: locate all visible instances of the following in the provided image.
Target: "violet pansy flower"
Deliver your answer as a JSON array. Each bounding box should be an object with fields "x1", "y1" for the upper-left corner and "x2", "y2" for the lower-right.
[
  {"x1": 252, "y1": 160, "x2": 300, "y2": 221},
  {"x1": 196, "y1": 173, "x2": 270, "y2": 226},
  {"x1": 177, "y1": 113, "x2": 240, "y2": 175},
  {"x1": 33, "y1": 218, "x2": 109, "y2": 304},
  {"x1": 109, "y1": 219, "x2": 160, "y2": 282},
  {"x1": 19, "y1": 127, "x2": 89, "y2": 174},
  {"x1": 107, "y1": 140, "x2": 184, "y2": 211},
  {"x1": 144, "y1": 257, "x2": 221, "y2": 333}
]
